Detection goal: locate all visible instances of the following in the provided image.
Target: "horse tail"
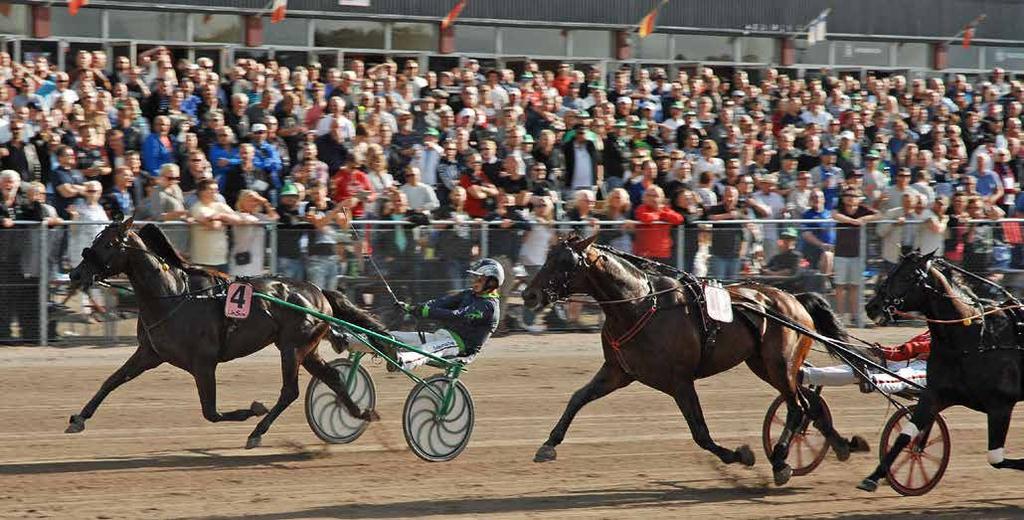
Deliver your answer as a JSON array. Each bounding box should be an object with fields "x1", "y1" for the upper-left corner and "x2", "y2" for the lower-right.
[
  {"x1": 322, "y1": 289, "x2": 396, "y2": 357},
  {"x1": 795, "y1": 292, "x2": 848, "y2": 343}
]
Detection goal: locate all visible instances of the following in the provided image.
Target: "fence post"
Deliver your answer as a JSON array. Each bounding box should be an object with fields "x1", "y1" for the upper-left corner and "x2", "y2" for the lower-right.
[
  {"x1": 268, "y1": 222, "x2": 278, "y2": 275},
  {"x1": 480, "y1": 221, "x2": 489, "y2": 259},
  {"x1": 856, "y1": 223, "x2": 867, "y2": 328},
  {"x1": 676, "y1": 225, "x2": 685, "y2": 271},
  {"x1": 38, "y1": 222, "x2": 48, "y2": 347}
]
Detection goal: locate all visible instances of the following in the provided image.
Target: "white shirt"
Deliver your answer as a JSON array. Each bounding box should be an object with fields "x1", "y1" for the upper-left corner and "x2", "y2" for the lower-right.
[
  {"x1": 416, "y1": 143, "x2": 442, "y2": 186},
  {"x1": 190, "y1": 201, "x2": 233, "y2": 266},
  {"x1": 314, "y1": 114, "x2": 355, "y2": 139},
  {"x1": 915, "y1": 209, "x2": 946, "y2": 257},
  {"x1": 571, "y1": 143, "x2": 594, "y2": 189},
  {"x1": 519, "y1": 219, "x2": 555, "y2": 266}
]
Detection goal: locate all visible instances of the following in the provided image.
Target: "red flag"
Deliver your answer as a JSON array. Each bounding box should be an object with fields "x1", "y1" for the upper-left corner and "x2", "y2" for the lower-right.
[
  {"x1": 68, "y1": 0, "x2": 89, "y2": 16},
  {"x1": 441, "y1": 0, "x2": 466, "y2": 30},
  {"x1": 270, "y1": 0, "x2": 287, "y2": 23},
  {"x1": 962, "y1": 26, "x2": 974, "y2": 48},
  {"x1": 0, "y1": 3, "x2": 12, "y2": 17},
  {"x1": 638, "y1": 0, "x2": 667, "y2": 38}
]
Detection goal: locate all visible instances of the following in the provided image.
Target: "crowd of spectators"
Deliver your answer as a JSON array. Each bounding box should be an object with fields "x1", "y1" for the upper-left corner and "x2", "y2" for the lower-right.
[{"x1": 2, "y1": 44, "x2": 1024, "y2": 335}]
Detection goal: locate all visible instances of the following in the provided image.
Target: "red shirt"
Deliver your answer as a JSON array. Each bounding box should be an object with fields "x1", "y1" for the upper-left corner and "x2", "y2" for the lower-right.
[
  {"x1": 881, "y1": 330, "x2": 931, "y2": 361},
  {"x1": 459, "y1": 171, "x2": 492, "y2": 218},
  {"x1": 633, "y1": 204, "x2": 684, "y2": 259},
  {"x1": 331, "y1": 167, "x2": 374, "y2": 218}
]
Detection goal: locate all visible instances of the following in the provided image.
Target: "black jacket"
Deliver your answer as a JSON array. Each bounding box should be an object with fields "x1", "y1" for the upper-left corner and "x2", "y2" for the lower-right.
[{"x1": 561, "y1": 139, "x2": 601, "y2": 190}]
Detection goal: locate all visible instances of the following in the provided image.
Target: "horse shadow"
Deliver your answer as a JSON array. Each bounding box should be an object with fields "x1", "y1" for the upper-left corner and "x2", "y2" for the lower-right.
[
  {"x1": 0, "y1": 446, "x2": 327, "y2": 476},
  {"x1": 175, "y1": 480, "x2": 802, "y2": 519}
]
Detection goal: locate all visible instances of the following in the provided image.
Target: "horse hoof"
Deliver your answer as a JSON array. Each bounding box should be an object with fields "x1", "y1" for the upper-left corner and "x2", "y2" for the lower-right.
[
  {"x1": 250, "y1": 401, "x2": 269, "y2": 416},
  {"x1": 360, "y1": 409, "x2": 380, "y2": 422},
  {"x1": 857, "y1": 478, "x2": 878, "y2": 492},
  {"x1": 64, "y1": 415, "x2": 85, "y2": 434},
  {"x1": 774, "y1": 465, "x2": 793, "y2": 486},
  {"x1": 534, "y1": 444, "x2": 557, "y2": 463},
  {"x1": 849, "y1": 435, "x2": 871, "y2": 453},
  {"x1": 833, "y1": 439, "x2": 851, "y2": 462},
  {"x1": 245, "y1": 436, "x2": 262, "y2": 449},
  {"x1": 735, "y1": 445, "x2": 755, "y2": 467}
]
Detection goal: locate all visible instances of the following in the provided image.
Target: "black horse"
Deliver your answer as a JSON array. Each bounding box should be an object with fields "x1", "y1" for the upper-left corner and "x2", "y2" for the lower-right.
[
  {"x1": 523, "y1": 235, "x2": 858, "y2": 486},
  {"x1": 860, "y1": 250, "x2": 1024, "y2": 491},
  {"x1": 65, "y1": 216, "x2": 393, "y2": 448}
]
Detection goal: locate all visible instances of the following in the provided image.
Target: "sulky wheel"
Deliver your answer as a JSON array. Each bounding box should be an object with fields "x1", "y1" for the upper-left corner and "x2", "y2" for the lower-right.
[
  {"x1": 762, "y1": 394, "x2": 831, "y2": 476},
  {"x1": 879, "y1": 406, "x2": 951, "y2": 496},
  {"x1": 305, "y1": 358, "x2": 376, "y2": 444},
  {"x1": 403, "y1": 374, "x2": 474, "y2": 462}
]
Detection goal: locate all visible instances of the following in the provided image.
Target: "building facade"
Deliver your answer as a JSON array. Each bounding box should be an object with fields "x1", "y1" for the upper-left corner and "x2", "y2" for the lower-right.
[{"x1": 2, "y1": 0, "x2": 1023, "y2": 78}]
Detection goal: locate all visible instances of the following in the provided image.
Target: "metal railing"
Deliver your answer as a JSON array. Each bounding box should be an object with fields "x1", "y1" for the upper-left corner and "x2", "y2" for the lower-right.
[{"x1": 2, "y1": 216, "x2": 1020, "y2": 344}]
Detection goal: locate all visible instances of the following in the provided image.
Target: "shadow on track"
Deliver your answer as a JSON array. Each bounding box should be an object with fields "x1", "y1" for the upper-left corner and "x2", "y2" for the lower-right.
[{"x1": 0, "y1": 449, "x2": 323, "y2": 476}]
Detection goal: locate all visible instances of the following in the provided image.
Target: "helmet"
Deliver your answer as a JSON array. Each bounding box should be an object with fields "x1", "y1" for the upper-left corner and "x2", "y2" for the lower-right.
[{"x1": 467, "y1": 258, "x2": 505, "y2": 286}]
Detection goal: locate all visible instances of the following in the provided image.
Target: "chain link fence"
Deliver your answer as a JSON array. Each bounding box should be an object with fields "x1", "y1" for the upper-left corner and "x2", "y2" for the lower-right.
[{"x1": 3, "y1": 217, "x2": 1023, "y2": 345}]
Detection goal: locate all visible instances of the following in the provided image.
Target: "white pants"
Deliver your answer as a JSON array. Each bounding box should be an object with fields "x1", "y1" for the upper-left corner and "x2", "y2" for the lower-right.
[
  {"x1": 390, "y1": 330, "x2": 468, "y2": 370},
  {"x1": 802, "y1": 359, "x2": 928, "y2": 394}
]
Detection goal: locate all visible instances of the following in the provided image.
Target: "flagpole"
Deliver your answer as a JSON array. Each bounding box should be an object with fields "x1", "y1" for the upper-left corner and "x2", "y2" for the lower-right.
[
  {"x1": 943, "y1": 13, "x2": 986, "y2": 46},
  {"x1": 802, "y1": 8, "x2": 830, "y2": 33}
]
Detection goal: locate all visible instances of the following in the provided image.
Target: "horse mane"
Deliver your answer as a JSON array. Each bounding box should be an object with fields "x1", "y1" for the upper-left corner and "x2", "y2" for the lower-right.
[
  {"x1": 591, "y1": 244, "x2": 682, "y2": 280},
  {"x1": 136, "y1": 224, "x2": 230, "y2": 282}
]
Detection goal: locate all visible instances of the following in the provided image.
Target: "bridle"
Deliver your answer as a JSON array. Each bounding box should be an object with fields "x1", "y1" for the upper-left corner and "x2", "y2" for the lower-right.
[{"x1": 875, "y1": 258, "x2": 938, "y2": 322}]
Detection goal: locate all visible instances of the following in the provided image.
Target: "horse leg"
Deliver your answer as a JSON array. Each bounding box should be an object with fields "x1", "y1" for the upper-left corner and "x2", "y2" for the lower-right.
[
  {"x1": 673, "y1": 381, "x2": 755, "y2": 468},
  {"x1": 803, "y1": 387, "x2": 869, "y2": 460},
  {"x1": 766, "y1": 394, "x2": 802, "y2": 486},
  {"x1": 987, "y1": 405, "x2": 1024, "y2": 470},
  {"x1": 858, "y1": 391, "x2": 941, "y2": 492},
  {"x1": 301, "y1": 352, "x2": 380, "y2": 421},
  {"x1": 244, "y1": 346, "x2": 301, "y2": 449},
  {"x1": 192, "y1": 362, "x2": 268, "y2": 426},
  {"x1": 66, "y1": 345, "x2": 163, "y2": 433},
  {"x1": 534, "y1": 361, "x2": 633, "y2": 462}
]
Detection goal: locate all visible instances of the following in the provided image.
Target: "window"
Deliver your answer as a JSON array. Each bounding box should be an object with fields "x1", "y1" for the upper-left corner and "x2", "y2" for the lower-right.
[
  {"x1": 0, "y1": 4, "x2": 27, "y2": 35},
  {"x1": 835, "y1": 41, "x2": 890, "y2": 67},
  {"x1": 392, "y1": 22, "x2": 436, "y2": 51},
  {"x1": 796, "y1": 41, "x2": 830, "y2": 65},
  {"x1": 193, "y1": 14, "x2": 242, "y2": 44},
  {"x1": 50, "y1": 7, "x2": 102, "y2": 37},
  {"x1": 739, "y1": 38, "x2": 774, "y2": 63},
  {"x1": 314, "y1": 20, "x2": 384, "y2": 49},
  {"x1": 109, "y1": 11, "x2": 188, "y2": 42},
  {"x1": 946, "y1": 46, "x2": 979, "y2": 70},
  {"x1": 672, "y1": 35, "x2": 733, "y2": 62},
  {"x1": 455, "y1": 25, "x2": 496, "y2": 54},
  {"x1": 502, "y1": 27, "x2": 566, "y2": 57},
  {"x1": 637, "y1": 34, "x2": 670, "y2": 60},
  {"x1": 571, "y1": 30, "x2": 611, "y2": 58},
  {"x1": 896, "y1": 43, "x2": 929, "y2": 68},
  {"x1": 986, "y1": 47, "x2": 1024, "y2": 72},
  {"x1": 264, "y1": 17, "x2": 309, "y2": 47}
]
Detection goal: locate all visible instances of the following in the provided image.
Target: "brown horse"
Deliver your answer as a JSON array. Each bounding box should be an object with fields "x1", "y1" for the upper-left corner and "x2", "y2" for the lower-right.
[
  {"x1": 522, "y1": 235, "x2": 855, "y2": 485},
  {"x1": 65, "y1": 217, "x2": 393, "y2": 448}
]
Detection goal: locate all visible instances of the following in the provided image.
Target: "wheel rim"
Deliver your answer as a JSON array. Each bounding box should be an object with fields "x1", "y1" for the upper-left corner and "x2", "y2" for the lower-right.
[
  {"x1": 882, "y1": 408, "x2": 951, "y2": 496},
  {"x1": 762, "y1": 395, "x2": 830, "y2": 476},
  {"x1": 403, "y1": 376, "x2": 474, "y2": 462},
  {"x1": 305, "y1": 359, "x2": 375, "y2": 444}
]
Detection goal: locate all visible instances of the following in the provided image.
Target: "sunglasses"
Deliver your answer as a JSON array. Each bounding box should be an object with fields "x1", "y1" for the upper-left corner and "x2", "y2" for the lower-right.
[{"x1": 166, "y1": 176, "x2": 181, "y2": 181}]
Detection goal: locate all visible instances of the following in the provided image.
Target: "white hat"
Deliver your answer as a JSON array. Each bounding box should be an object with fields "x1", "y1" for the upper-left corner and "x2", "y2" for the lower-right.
[
  {"x1": 839, "y1": 130, "x2": 855, "y2": 141},
  {"x1": 616, "y1": 96, "x2": 632, "y2": 105},
  {"x1": 251, "y1": 123, "x2": 268, "y2": 133}
]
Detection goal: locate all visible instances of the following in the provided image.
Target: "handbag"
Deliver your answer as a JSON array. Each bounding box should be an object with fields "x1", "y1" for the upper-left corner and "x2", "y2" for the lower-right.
[{"x1": 233, "y1": 251, "x2": 252, "y2": 266}]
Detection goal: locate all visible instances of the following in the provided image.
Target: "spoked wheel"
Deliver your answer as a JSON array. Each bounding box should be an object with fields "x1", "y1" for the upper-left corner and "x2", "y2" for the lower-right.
[
  {"x1": 402, "y1": 375, "x2": 474, "y2": 462},
  {"x1": 880, "y1": 406, "x2": 951, "y2": 496},
  {"x1": 304, "y1": 358, "x2": 376, "y2": 444},
  {"x1": 761, "y1": 394, "x2": 831, "y2": 476}
]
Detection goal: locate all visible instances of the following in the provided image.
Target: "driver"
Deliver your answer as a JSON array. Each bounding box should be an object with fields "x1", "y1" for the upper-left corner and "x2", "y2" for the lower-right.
[
  {"x1": 801, "y1": 330, "x2": 930, "y2": 394},
  {"x1": 391, "y1": 258, "x2": 503, "y2": 371}
]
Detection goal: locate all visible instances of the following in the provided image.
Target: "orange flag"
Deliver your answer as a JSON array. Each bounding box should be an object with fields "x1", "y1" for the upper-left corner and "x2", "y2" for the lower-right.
[
  {"x1": 69, "y1": 0, "x2": 89, "y2": 16},
  {"x1": 0, "y1": 3, "x2": 11, "y2": 17},
  {"x1": 441, "y1": 0, "x2": 466, "y2": 30},
  {"x1": 638, "y1": 0, "x2": 668, "y2": 38},
  {"x1": 270, "y1": 0, "x2": 288, "y2": 23},
  {"x1": 962, "y1": 26, "x2": 974, "y2": 48}
]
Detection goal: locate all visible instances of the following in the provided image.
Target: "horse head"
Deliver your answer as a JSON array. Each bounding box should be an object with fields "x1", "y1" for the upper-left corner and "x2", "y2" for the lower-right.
[
  {"x1": 866, "y1": 249, "x2": 936, "y2": 326},
  {"x1": 68, "y1": 215, "x2": 136, "y2": 292},
  {"x1": 523, "y1": 233, "x2": 598, "y2": 311}
]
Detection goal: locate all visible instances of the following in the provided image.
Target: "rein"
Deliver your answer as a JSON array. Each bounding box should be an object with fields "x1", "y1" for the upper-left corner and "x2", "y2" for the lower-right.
[{"x1": 891, "y1": 303, "x2": 1024, "y2": 325}]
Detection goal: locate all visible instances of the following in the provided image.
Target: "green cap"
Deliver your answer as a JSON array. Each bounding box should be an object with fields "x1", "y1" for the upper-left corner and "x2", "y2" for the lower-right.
[
  {"x1": 865, "y1": 150, "x2": 881, "y2": 160},
  {"x1": 631, "y1": 121, "x2": 648, "y2": 130},
  {"x1": 279, "y1": 183, "x2": 299, "y2": 197},
  {"x1": 522, "y1": 133, "x2": 536, "y2": 144},
  {"x1": 424, "y1": 127, "x2": 441, "y2": 137},
  {"x1": 780, "y1": 227, "x2": 799, "y2": 239},
  {"x1": 614, "y1": 120, "x2": 627, "y2": 128},
  {"x1": 671, "y1": 101, "x2": 685, "y2": 109}
]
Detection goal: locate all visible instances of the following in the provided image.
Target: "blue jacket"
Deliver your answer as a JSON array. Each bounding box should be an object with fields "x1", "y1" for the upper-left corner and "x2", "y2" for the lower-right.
[
  {"x1": 209, "y1": 143, "x2": 241, "y2": 188},
  {"x1": 420, "y1": 290, "x2": 500, "y2": 354},
  {"x1": 252, "y1": 141, "x2": 283, "y2": 189},
  {"x1": 141, "y1": 133, "x2": 175, "y2": 175}
]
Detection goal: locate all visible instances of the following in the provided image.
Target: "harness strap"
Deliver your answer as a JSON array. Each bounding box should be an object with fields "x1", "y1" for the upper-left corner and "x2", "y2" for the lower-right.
[{"x1": 602, "y1": 303, "x2": 658, "y2": 375}]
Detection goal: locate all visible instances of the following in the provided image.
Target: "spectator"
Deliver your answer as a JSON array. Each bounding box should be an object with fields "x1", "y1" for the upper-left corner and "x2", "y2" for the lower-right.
[
  {"x1": 634, "y1": 185, "x2": 683, "y2": 264},
  {"x1": 800, "y1": 189, "x2": 835, "y2": 274},
  {"x1": 707, "y1": 186, "x2": 746, "y2": 280},
  {"x1": 672, "y1": 188, "x2": 705, "y2": 273},
  {"x1": 763, "y1": 227, "x2": 804, "y2": 280},
  {"x1": 519, "y1": 196, "x2": 556, "y2": 332},
  {"x1": 461, "y1": 152, "x2": 500, "y2": 218},
  {"x1": 142, "y1": 115, "x2": 175, "y2": 174},
  {"x1": 916, "y1": 195, "x2": 949, "y2": 257},
  {"x1": 598, "y1": 187, "x2": 635, "y2": 252},
  {"x1": 52, "y1": 145, "x2": 86, "y2": 219},
  {"x1": 561, "y1": 124, "x2": 601, "y2": 199},
  {"x1": 210, "y1": 126, "x2": 240, "y2": 187},
  {"x1": 135, "y1": 163, "x2": 186, "y2": 222},
  {"x1": 304, "y1": 182, "x2": 345, "y2": 291},
  {"x1": 67, "y1": 180, "x2": 109, "y2": 267},
  {"x1": 832, "y1": 188, "x2": 881, "y2": 325},
  {"x1": 249, "y1": 123, "x2": 283, "y2": 193},
  {"x1": 963, "y1": 195, "x2": 1005, "y2": 274},
  {"x1": 399, "y1": 166, "x2": 439, "y2": 213},
  {"x1": 878, "y1": 191, "x2": 923, "y2": 273},
  {"x1": 315, "y1": 117, "x2": 351, "y2": 174},
  {"x1": 189, "y1": 179, "x2": 238, "y2": 272},
  {"x1": 102, "y1": 166, "x2": 136, "y2": 218},
  {"x1": 434, "y1": 186, "x2": 476, "y2": 292},
  {"x1": 275, "y1": 182, "x2": 310, "y2": 280},
  {"x1": 229, "y1": 189, "x2": 278, "y2": 277}
]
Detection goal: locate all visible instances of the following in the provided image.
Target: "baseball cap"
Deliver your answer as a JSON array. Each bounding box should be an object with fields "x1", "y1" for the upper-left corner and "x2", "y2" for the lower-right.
[
  {"x1": 616, "y1": 96, "x2": 632, "y2": 105},
  {"x1": 522, "y1": 133, "x2": 535, "y2": 144},
  {"x1": 760, "y1": 173, "x2": 779, "y2": 184},
  {"x1": 839, "y1": 130, "x2": 855, "y2": 141},
  {"x1": 251, "y1": 123, "x2": 268, "y2": 133},
  {"x1": 424, "y1": 127, "x2": 441, "y2": 138},
  {"x1": 822, "y1": 147, "x2": 838, "y2": 156},
  {"x1": 780, "y1": 227, "x2": 799, "y2": 239},
  {"x1": 865, "y1": 150, "x2": 881, "y2": 160},
  {"x1": 671, "y1": 101, "x2": 684, "y2": 109},
  {"x1": 279, "y1": 183, "x2": 299, "y2": 197}
]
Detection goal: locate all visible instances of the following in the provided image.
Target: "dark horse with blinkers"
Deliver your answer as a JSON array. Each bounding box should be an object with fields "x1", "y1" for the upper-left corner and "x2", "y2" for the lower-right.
[
  {"x1": 65, "y1": 216, "x2": 393, "y2": 448},
  {"x1": 523, "y1": 235, "x2": 859, "y2": 485},
  {"x1": 860, "y1": 250, "x2": 1024, "y2": 491}
]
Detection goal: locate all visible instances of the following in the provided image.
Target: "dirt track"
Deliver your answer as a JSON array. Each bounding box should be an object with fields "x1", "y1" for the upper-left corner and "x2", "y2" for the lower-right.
[{"x1": 1, "y1": 328, "x2": 1023, "y2": 519}]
